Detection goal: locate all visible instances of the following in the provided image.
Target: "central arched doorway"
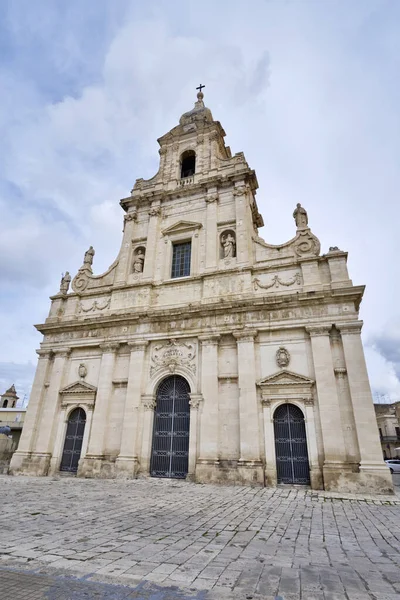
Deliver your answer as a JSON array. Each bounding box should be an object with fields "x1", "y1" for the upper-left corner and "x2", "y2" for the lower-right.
[
  {"x1": 273, "y1": 403, "x2": 310, "y2": 485},
  {"x1": 150, "y1": 375, "x2": 190, "y2": 479},
  {"x1": 60, "y1": 407, "x2": 86, "y2": 473}
]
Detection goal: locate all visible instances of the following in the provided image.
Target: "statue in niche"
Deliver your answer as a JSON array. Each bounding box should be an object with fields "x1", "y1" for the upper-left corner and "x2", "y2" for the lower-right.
[
  {"x1": 83, "y1": 246, "x2": 95, "y2": 267},
  {"x1": 133, "y1": 249, "x2": 145, "y2": 273},
  {"x1": 221, "y1": 232, "x2": 236, "y2": 258},
  {"x1": 293, "y1": 203, "x2": 308, "y2": 229},
  {"x1": 59, "y1": 271, "x2": 71, "y2": 294}
]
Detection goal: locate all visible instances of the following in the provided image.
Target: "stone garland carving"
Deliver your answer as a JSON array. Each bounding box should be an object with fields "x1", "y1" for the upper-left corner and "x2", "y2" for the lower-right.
[
  {"x1": 276, "y1": 347, "x2": 290, "y2": 368},
  {"x1": 253, "y1": 272, "x2": 301, "y2": 290},
  {"x1": 77, "y1": 297, "x2": 111, "y2": 313},
  {"x1": 150, "y1": 338, "x2": 196, "y2": 377}
]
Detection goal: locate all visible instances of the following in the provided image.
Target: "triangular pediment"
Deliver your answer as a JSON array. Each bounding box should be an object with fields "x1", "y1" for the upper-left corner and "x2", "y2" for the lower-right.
[
  {"x1": 162, "y1": 221, "x2": 202, "y2": 236},
  {"x1": 258, "y1": 370, "x2": 314, "y2": 387},
  {"x1": 59, "y1": 381, "x2": 97, "y2": 395}
]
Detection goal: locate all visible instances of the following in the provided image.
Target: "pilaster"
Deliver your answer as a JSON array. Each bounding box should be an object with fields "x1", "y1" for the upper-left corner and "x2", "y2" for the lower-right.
[
  {"x1": 197, "y1": 335, "x2": 220, "y2": 473},
  {"x1": 338, "y1": 321, "x2": 393, "y2": 493},
  {"x1": 116, "y1": 340, "x2": 149, "y2": 478},
  {"x1": 80, "y1": 342, "x2": 119, "y2": 477},
  {"x1": 143, "y1": 202, "x2": 161, "y2": 280},
  {"x1": 188, "y1": 393, "x2": 203, "y2": 480},
  {"x1": 234, "y1": 185, "x2": 251, "y2": 266},
  {"x1": 9, "y1": 350, "x2": 52, "y2": 476},
  {"x1": 233, "y1": 330, "x2": 264, "y2": 485},
  {"x1": 29, "y1": 348, "x2": 71, "y2": 475},
  {"x1": 307, "y1": 325, "x2": 350, "y2": 490},
  {"x1": 205, "y1": 191, "x2": 218, "y2": 269},
  {"x1": 140, "y1": 394, "x2": 156, "y2": 475}
]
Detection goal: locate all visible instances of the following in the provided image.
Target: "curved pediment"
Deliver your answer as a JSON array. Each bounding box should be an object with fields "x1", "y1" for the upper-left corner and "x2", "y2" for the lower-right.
[
  {"x1": 258, "y1": 370, "x2": 314, "y2": 387},
  {"x1": 59, "y1": 381, "x2": 97, "y2": 395},
  {"x1": 161, "y1": 221, "x2": 202, "y2": 236}
]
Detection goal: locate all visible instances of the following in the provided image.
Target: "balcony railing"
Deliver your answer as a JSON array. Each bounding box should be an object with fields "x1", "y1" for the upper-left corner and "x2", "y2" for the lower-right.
[
  {"x1": 178, "y1": 175, "x2": 194, "y2": 187},
  {"x1": 380, "y1": 435, "x2": 400, "y2": 443}
]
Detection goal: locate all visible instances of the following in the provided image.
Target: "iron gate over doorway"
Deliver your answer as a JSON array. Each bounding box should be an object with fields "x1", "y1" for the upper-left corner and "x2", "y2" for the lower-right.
[
  {"x1": 273, "y1": 403, "x2": 310, "y2": 485},
  {"x1": 150, "y1": 375, "x2": 190, "y2": 479},
  {"x1": 60, "y1": 407, "x2": 86, "y2": 473}
]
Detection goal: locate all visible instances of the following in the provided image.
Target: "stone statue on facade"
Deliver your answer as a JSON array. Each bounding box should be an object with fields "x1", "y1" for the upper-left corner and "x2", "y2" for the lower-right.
[
  {"x1": 222, "y1": 232, "x2": 236, "y2": 258},
  {"x1": 133, "y1": 249, "x2": 145, "y2": 273},
  {"x1": 293, "y1": 203, "x2": 308, "y2": 229},
  {"x1": 83, "y1": 246, "x2": 95, "y2": 267},
  {"x1": 59, "y1": 271, "x2": 71, "y2": 294}
]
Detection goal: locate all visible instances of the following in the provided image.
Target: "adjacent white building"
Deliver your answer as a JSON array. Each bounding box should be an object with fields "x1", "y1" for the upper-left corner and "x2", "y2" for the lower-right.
[{"x1": 10, "y1": 91, "x2": 393, "y2": 493}]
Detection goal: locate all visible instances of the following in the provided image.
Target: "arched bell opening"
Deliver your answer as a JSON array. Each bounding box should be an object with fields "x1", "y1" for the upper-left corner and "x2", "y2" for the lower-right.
[
  {"x1": 180, "y1": 150, "x2": 196, "y2": 178},
  {"x1": 60, "y1": 407, "x2": 86, "y2": 474},
  {"x1": 150, "y1": 375, "x2": 191, "y2": 479},
  {"x1": 273, "y1": 403, "x2": 310, "y2": 485}
]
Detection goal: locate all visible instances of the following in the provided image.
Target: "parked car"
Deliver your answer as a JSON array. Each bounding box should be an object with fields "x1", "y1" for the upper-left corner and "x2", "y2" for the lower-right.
[{"x1": 385, "y1": 459, "x2": 400, "y2": 474}]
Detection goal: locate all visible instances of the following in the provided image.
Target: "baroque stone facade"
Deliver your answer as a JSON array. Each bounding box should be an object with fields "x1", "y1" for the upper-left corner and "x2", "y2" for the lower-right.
[{"x1": 10, "y1": 91, "x2": 393, "y2": 493}]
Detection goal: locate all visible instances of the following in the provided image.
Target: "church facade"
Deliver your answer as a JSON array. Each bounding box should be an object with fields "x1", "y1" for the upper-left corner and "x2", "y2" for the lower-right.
[{"x1": 10, "y1": 91, "x2": 393, "y2": 493}]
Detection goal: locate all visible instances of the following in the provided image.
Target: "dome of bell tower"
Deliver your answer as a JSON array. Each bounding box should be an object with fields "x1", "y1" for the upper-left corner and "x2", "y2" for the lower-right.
[{"x1": 179, "y1": 90, "x2": 213, "y2": 126}]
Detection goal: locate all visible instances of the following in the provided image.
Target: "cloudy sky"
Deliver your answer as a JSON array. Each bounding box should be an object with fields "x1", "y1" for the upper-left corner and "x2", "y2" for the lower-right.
[{"x1": 0, "y1": 0, "x2": 399, "y2": 405}]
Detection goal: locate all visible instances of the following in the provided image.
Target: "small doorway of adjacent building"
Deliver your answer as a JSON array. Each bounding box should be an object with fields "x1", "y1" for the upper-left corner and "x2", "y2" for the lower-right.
[
  {"x1": 150, "y1": 375, "x2": 190, "y2": 479},
  {"x1": 273, "y1": 403, "x2": 310, "y2": 485},
  {"x1": 60, "y1": 407, "x2": 86, "y2": 473}
]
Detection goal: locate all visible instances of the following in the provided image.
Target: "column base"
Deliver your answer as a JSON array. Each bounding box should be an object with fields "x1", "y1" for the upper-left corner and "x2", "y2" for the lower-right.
[
  {"x1": 323, "y1": 461, "x2": 394, "y2": 494},
  {"x1": 78, "y1": 455, "x2": 116, "y2": 479},
  {"x1": 114, "y1": 456, "x2": 139, "y2": 479},
  {"x1": 9, "y1": 451, "x2": 51, "y2": 476},
  {"x1": 195, "y1": 459, "x2": 264, "y2": 486}
]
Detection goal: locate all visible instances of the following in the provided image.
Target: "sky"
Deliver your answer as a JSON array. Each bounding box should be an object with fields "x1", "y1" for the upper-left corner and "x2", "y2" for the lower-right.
[{"x1": 0, "y1": 0, "x2": 399, "y2": 405}]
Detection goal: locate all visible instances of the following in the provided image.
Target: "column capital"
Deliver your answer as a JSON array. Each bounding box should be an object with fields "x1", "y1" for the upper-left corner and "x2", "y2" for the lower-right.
[
  {"x1": 337, "y1": 321, "x2": 363, "y2": 335},
  {"x1": 334, "y1": 367, "x2": 347, "y2": 378},
  {"x1": 128, "y1": 340, "x2": 149, "y2": 352},
  {"x1": 141, "y1": 394, "x2": 156, "y2": 411},
  {"x1": 189, "y1": 393, "x2": 203, "y2": 410},
  {"x1": 51, "y1": 347, "x2": 71, "y2": 358},
  {"x1": 36, "y1": 349, "x2": 52, "y2": 358},
  {"x1": 305, "y1": 325, "x2": 332, "y2": 337},
  {"x1": 99, "y1": 342, "x2": 120, "y2": 353},
  {"x1": 205, "y1": 193, "x2": 219, "y2": 204},
  {"x1": 198, "y1": 334, "x2": 220, "y2": 346},
  {"x1": 233, "y1": 329, "x2": 258, "y2": 342}
]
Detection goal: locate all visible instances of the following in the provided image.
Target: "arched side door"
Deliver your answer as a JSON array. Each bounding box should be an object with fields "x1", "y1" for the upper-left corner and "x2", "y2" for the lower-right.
[
  {"x1": 150, "y1": 375, "x2": 190, "y2": 479},
  {"x1": 273, "y1": 403, "x2": 310, "y2": 485},
  {"x1": 60, "y1": 407, "x2": 86, "y2": 473}
]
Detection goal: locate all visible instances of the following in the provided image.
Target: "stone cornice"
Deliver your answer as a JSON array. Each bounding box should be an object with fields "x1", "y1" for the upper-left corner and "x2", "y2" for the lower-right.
[{"x1": 37, "y1": 286, "x2": 365, "y2": 337}]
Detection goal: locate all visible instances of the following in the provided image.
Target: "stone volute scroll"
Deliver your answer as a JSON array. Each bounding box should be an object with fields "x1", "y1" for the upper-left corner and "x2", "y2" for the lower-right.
[{"x1": 72, "y1": 246, "x2": 95, "y2": 293}]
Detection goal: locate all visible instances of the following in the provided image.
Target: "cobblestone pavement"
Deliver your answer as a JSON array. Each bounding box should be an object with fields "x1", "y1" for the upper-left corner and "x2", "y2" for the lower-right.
[{"x1": 0, "y1": 476, "x2": 400, "y2": 599}]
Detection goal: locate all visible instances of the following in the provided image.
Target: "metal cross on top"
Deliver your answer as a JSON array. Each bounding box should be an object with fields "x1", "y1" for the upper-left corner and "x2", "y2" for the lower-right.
[{"x1": 196, "y1": 84, "x2": 205, "y2": 93}]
